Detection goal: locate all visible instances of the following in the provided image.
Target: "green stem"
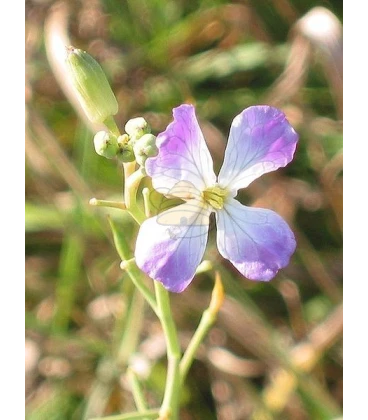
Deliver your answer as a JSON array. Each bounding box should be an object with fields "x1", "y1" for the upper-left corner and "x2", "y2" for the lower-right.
[
  {"x1": 179, "y1": 309, "x2": 215, "y2": 384},
  {"x1": 107, "y1": 143, "x2": 184, "y2": 419},
  {"x1": 123, "y1": 161, "x2": 136, "y2": 204},
  {"x1": 104, "y1": 117, "x2": 145, "y2": 223},
  {"x1": 127, "y1": 368, "x2": 148, "y2": 412},
  {"x1": 180, "y1": 273, "x2": 224, "y2": 384},
  {"x1": 154, "y1": 282, "x2": 181, "y2": 420},
  {"x1": 104, "y1": 116, "x2": 121, "y2": 137},
  {"x1": 109, "y1": 217, "x2": 158, "y2": 315},
  {"x1": 89, "y1": 409, "x2": 160, "y2": 420},
  {"x1": 123, "y1": 164, "x2": 146, "y2": 224},
  {"x1": 120, "y1": 260, "x2": 158, "y2": 316},
  {"x1": 116, "y1": 288, "x2": 145, "y2": 367}
]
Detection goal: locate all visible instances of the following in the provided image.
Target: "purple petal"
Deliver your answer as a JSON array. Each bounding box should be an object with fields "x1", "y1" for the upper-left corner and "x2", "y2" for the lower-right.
[
  {"x1": 218, "y1": 106, "x2": 298, "y2": 195},
  {"x1": 135, "y1": 199, "x2": 211, "y2": 292},
  {"x1": 146, "y1": 104, "x2": 216, "y2": 197},
  {"x1": 215, "y1": 198, "x2": 296, "y2": 281}
]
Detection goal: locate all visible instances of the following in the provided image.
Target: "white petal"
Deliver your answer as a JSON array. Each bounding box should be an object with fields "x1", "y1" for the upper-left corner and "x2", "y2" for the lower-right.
[
  {"x1": 135, "y1": 199, "x2": 211, "y2": 292},
  {"x1": 216, "y1": 198, "x2": 296, "y2": 281},
  {"x1": 146, "y1": 104, "x2": 216, "y2": 197},
  {"x1": 218, "y1": 106, "x2": 298, "y2": 195}
]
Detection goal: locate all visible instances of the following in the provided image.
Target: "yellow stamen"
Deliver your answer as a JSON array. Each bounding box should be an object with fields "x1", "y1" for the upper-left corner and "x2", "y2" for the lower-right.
[{"x1": 202, "y1": 185, "x2": 228, "y2": 210}]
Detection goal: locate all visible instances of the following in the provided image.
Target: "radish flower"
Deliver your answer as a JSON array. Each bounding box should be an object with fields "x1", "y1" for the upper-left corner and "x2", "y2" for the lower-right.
[{"x1": 135, "y1": 104, "x2": 298, "y2": 292}]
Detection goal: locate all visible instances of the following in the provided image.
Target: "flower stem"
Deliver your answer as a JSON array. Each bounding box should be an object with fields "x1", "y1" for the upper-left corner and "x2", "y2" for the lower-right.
[
  {"x1": 123, "y1": 164, "x2": 146, "y2": 224},
  {"x1": 104, "y1": 116, "x2": 121, "y2": 137},
  {"x1": 154, "y1": 281, "x2": 181, "y2": 420},
  {"x1": 127, "y1": 368, "x2": 148, "y2": 412},
  {"x1": 108, "y1": 216, "x2": 158, "y2": 315},
  {"x1": 120, "y1": 259, "x2": 158, "y2": 317},
  {"x1": 116, "y1": 288, "x2": 145, "y2": 367},
  {"x1": 180, "y1": 272, "x2": 224, "y2": 384}
]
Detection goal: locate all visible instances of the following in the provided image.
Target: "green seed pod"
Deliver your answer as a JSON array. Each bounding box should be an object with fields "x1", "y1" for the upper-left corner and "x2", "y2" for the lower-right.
[
  {"x1": 124, "y1": 117, "x2": 151, "y2": 143},
  {"x1": 133, "y1": 133, "x2": 158, "y2": 166},
  {"x1": 93, "y1": 131, "x2": 119, "y2": 159},
  {"x1": 65, "y1": 46, "x2": 118, "y2": 124}
]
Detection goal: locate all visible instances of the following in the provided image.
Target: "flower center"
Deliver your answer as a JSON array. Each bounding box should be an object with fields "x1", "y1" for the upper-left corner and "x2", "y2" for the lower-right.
[{"x1": 202, "y1": 185, "x2": 228, "y2": 210}]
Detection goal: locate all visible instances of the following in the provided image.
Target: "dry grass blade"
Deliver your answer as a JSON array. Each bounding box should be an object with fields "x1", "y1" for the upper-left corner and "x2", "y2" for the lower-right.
[
  {"x1": 266, "y1": 6, "x2": 343, "y2": 118},
  {"x1": 262, "y1": 304, "x2": 342, "y2": 414},
  {"x1": 26, "y1": 109, "x2": 94, "y2": 200}
]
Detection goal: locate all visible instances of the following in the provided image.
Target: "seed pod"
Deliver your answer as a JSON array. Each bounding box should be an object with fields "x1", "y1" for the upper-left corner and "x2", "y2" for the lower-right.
[{"x1": 65, "y1": 46, "x2": 118, "y2": 124}]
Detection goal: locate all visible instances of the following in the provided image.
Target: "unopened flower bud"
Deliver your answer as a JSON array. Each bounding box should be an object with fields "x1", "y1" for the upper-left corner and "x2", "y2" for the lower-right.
[
  {"x1": 65, "y1": 46, "x2": 118, "y2": 124},
  {"x1": 93, "y1": 131, "x2": 119, "y2": 159},
  {"x1": 133, "y1": 134, "x2": 158, "y2": 166},
  {"x1": 117, "y1": 134, "x2": 129, "y2": 147},
  {"x1": 124, "y1": 117, "x2": 150, "y2": 142},
  {"x1": 117, "y1": 135, "x2": 135, "y2": 162}
]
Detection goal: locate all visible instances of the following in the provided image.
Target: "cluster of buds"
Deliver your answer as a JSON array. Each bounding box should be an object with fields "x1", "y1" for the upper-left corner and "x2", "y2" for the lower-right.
[
  {"x1": 124, "y1": 118, "x2": 158, "y2": 166},
  {"x1": 92, "y1": 131, "x2": 135, "y2": 162},
  {"x1": 65, "y1": 46, "x2": 158, "y2": 166},
  {"x1": 92, "y1": 118, "x2": 158, "y2": 165}
]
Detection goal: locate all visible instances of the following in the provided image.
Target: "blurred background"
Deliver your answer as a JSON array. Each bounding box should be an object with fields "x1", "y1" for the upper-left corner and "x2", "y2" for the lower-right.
[{"x1": 25, "y1": 0, "x2": 343, "y2": 419}]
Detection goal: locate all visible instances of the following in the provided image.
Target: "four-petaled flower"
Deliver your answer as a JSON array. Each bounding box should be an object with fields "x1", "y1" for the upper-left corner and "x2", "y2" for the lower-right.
[{"x1": 135, "y1": 104, "x2": 299, "y2": 292}]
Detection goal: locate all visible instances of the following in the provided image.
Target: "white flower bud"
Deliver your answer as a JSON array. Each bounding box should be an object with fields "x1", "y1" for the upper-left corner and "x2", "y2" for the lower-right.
[
  {"x1": 124, "y1": 117, "x2": 151, "y2": 142},
  {"x1": 93, "y1": 131, "x2": 119, "y2": 159},
  {"x1": 117, "y1": 134, "x2": 135, "y2": 162},
  {"x1": 133, "y1": 134, "x2": 158, "y2": 166}
]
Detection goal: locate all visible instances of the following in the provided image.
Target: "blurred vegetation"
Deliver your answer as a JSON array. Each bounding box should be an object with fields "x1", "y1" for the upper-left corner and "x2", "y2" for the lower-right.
[{"x1": 25, "y1": 0, "x2": 343, "y2": 419}]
